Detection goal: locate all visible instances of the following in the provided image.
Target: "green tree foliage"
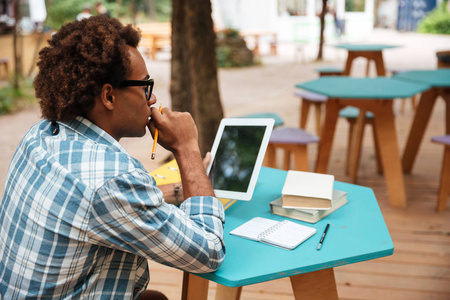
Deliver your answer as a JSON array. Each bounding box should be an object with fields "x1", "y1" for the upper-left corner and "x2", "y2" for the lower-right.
[
  {"x1": 417, "y1": 3, "x2": 450, "y2": 34},
  {"x1": 0, "y1": 80, "x2": 36, "y2": 115},
  {"x1": 46, "y1": 0, "x2": 172, "y2": 30},
  {"x1": 154, "y1": 0, "x2": 172, "y2": 21},
  {"x1": 47, "y1": 0, "x2": 93, "y2": 29}
]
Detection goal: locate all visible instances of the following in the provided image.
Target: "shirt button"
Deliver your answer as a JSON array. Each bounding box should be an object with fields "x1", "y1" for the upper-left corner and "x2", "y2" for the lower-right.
[{"x1": 134, "y1": 288, "x2": 141, "y2": 293}]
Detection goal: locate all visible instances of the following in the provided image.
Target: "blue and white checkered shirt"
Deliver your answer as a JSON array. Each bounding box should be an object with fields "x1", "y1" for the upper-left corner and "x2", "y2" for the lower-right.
[{"x1": 0, "y1": 117, "x2": 225, "y2": 299}]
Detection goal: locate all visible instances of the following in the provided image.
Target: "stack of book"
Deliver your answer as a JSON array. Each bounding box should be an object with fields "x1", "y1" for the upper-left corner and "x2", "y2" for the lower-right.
[{"x1": 270, "y1": 170, "x2": 348, "y2": 223}]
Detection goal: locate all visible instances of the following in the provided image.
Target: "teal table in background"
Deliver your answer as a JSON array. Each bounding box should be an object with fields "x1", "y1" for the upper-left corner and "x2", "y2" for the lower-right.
[
  {"x1": 296, "y1": 77, "x2": 430, "y2": 208},
  {"x1": 393, "y1": 69, "x2": 450, "y2": 173},
  {"x1": 334, "y1": 44, "x2": 398, "y2": 76},
  {"x1": 182, "y1": 167, "x2": 394, "y2": 300}
]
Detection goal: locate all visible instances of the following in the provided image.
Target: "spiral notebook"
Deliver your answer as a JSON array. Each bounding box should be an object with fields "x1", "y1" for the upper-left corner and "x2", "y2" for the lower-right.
[{"x1": 230, "y1": 217, "x2": 316, "y2": 250}]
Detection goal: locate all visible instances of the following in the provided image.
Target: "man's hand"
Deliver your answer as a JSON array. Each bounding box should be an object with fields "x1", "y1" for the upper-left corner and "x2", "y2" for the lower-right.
[
  {"x1": 148, "y1": 107, "x2": 199, "y2": 156},
  {"x1": 148, "y1": 107, "x2": 214, "y2": 199},
  {"x1": 202, "y1": 152, "x2": 211, "y2": 170}
]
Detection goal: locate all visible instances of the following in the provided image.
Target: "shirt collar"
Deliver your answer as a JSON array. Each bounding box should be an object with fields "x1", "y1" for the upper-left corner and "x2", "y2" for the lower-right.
[{"x1": 61, "y1": 117, "x2": 129, "y2": 154}]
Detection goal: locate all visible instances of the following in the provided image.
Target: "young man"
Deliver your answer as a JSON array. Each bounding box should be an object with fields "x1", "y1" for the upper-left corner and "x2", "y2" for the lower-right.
[{"x1": 0, "y1": 16, "x2": 225, "y2": 299}]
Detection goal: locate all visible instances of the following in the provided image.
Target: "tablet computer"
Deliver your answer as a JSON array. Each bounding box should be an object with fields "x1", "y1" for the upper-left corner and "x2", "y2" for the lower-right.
[{"x1": 206, "y1": 118, "x2": 275, "y2": 201}]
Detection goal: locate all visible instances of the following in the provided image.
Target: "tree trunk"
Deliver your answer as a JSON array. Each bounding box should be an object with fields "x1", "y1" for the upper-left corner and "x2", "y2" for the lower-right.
[
  {"x1": 13, "y1": 0, "x2": 23, "y2": 89},
  {"x1": 317, "y1": 0, "x2": 327, "y2": 60},
  {"x1": 130, "y1": 0, "x2": 137, "y2": 25},
  {"x1": 171, "y1": 0, "x2": 193, "y2": 114},
  {"x1": 171, "y1": 0, "x2": 224, "y2": 155},
  {"x1": 147, "y1": 0, "x2": 156, "y2": 21}
]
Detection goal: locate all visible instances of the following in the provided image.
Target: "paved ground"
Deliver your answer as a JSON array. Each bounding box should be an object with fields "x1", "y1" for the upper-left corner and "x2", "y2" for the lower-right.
[{"x1": 1, "y1": 28, "x2": 449, "y2": 191}]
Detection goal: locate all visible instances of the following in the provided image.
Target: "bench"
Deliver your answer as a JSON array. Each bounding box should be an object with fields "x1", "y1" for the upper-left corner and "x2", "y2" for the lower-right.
[{"x1": 138, "y1": 23, "x2": 171, "y2": 60}]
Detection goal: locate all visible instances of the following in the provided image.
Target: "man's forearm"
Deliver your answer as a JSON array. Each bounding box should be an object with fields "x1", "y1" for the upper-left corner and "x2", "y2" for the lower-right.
[{"x1": 174, "y1": 148, "x2": 215, "y2": 199}]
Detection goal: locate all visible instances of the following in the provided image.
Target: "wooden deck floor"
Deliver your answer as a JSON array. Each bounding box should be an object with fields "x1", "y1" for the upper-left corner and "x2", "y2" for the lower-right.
[{"x1": 146, "y1": 98, "x2": 450, "y2": 300}]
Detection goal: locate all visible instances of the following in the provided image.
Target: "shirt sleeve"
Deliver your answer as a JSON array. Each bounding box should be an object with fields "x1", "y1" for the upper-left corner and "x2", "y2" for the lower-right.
[{"x1": 87, "y1": 168, "x2": 226, "y2": 273}]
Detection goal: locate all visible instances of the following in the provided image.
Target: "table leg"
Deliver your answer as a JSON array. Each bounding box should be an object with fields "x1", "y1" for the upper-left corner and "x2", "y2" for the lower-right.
[
  {"x1": 265, "y1": 144, "x2": 277, "y2": 168},
  {"x1": 349, "y1": 110, "x2": 367, "y2": 183},
  {"x1": 314, "y1": 103, "x2": 323, "y2": 136},
  {"x1": 343, "y1": 52, "x2": 356, "y2": 75},
  {"x1": 373, "y1": 101, "x2": 407, "y2": 208},
  {"x1": 151, "y1": 36, "x2": 157, "y2": 60},
  {"x1": 300, "y1": 100, "x2": 311, "y2": 129},
  {"x1": 315, "y1": 99, "x2": 340, "y2": 173},
  {"x1": 402, "y1": 89, "x2": 438, "y2": 173},
  {"x1": 439, "y1": 88, "x2": 450, "y2": 134},
  {"x1": 290, "y1": 268, "x2": 338, "y2": 300},
  {"x1": 373, "y1": 52, "x2": 386, "y2": 76},
  {"x1": 345, "y1": 118, "x2": 356, "y2": 174},
  {"x1": 182, "y1": 272, "x2": 209, "y2": 300},
  {"x1": 293, "y1": 145, "x2": 308, "y2": 171},
  {"x1": 365, "y1": 60, "x2": 371, "y2": 76},
  {"x1": 215, "y1": 285, "x2": 242, "y2": 300},
  {"x1": 284, "y1": 149, "x2": 292, "y2": 170},
  {"x1": 437, "y1": 146, "x2": 450, "y2": 212},
  {"x1": 253, "y1": 35, "x2": 260, "y2": 56},
  {"x1": 372, "y1": 121, "x2": 383, "y2": 174}
]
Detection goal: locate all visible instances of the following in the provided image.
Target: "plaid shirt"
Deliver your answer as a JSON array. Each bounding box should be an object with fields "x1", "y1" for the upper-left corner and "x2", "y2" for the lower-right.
[{"x1": 0, "y1": 117, "x2": 225, "y2": 299}]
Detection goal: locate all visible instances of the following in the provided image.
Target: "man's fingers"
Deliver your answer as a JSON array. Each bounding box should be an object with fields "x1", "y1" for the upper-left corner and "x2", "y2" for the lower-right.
[{"x1": 202, "y1": 152, "x2": 211, "y2": 170}]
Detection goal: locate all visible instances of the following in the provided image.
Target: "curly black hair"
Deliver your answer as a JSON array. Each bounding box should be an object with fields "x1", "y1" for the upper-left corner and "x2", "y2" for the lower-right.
[{"x1": 34, "y1": 15, "x2": 141, "y2": 122}]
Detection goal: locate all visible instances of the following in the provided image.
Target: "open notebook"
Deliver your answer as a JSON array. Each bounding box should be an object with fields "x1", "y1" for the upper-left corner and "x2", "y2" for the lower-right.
[{"x1": 230, "y1": 217, "x2": 316, "y2": 250}]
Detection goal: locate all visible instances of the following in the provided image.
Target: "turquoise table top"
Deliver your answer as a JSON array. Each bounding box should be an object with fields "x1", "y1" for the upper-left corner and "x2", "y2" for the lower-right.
[
  {"x1": 195, "y1": 167, "x2": 394, "y2": 287},
  {"x1": 334, "y1": 44, "x2": 398, "y2": 51},
  {"x1": 296, "y1": 77, "x2": 430, "y2": 99},
  {"x1": 393, "y1": 69, "x2": 450, "y2": 87}
]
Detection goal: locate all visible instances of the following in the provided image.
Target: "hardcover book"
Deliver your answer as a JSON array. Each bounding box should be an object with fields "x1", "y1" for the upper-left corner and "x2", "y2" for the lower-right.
[
  {"x1": 281, "y1": 170, "x2": 335, "y2": 209},
  {"x1": 271, "y1": 190, "x2": 348, "y2": 223}
]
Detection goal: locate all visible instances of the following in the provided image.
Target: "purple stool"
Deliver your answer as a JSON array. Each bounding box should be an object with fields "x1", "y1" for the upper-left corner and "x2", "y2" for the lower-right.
[
  {"x1": 432, "y1": 135, "x2": 450, "y2": 212},
  {"x1": 266, "y1": 127, "x2": 319, "y2": 171},
  {"x1": 295, "y1": 90, "x2": 328, "y2": 136}
]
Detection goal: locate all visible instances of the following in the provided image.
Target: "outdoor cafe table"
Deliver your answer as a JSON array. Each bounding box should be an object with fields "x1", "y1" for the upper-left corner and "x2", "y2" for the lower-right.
[
  {"x1": 181, "y1": 167, "x2": 394, "y2": 300},
  {"x1": 240, "y1": 30, "x2": 277, "y2": 56},
  {"x1": 334, "y1": 44, "x2": 398, "y2": 76},
  {"x1": 392, "y1": 69, "x2": 450, "y2": 173},
  {"x1": 296, "y1": 77, "x2": 429, "y2": 208}
]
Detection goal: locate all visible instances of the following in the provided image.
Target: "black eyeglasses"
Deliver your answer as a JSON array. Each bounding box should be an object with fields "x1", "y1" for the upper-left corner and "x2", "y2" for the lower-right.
[{"x1": 118, "y1": 78, "x2": 154, "y2": 101}]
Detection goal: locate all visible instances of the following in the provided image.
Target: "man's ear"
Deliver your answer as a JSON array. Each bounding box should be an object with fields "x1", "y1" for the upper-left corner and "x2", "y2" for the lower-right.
[{"x1": 100, "y1": 83, "x2": 115, "y2": 110}]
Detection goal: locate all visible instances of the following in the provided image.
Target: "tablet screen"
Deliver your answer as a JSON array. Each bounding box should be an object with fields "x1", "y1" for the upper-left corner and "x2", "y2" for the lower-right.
[
  {"x1": 207, "y1": 118, "x2": 274, "y2": 201},
  {"x1": 210, "y1": 125, "x2": 266, "y2": 192}
]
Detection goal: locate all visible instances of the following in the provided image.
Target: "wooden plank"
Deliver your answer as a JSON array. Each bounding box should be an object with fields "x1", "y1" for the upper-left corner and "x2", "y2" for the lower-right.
[
  {"x1": 338, "y1": 260, "x2": 450, "y2": 279},
  {"x1": 392, "y1": 241, "x2": 450, "y2": 254},
  {"x1": 335, "y1": 271, "x2": 450, "y2": 293},
  {"x1": 379, "y1": 251, "x2": 450, "y2": 266},
  {"x1": 337, "y1": 285, "x2": 450, "y2": 300}
]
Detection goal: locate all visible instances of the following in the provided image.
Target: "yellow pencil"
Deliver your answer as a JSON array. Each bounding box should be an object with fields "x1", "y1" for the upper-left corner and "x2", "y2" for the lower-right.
[{"x1": 151, "y1": 105, "x2": 162, "y2": 160}]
